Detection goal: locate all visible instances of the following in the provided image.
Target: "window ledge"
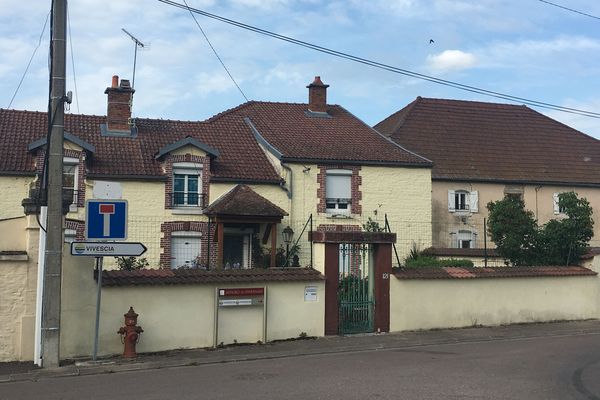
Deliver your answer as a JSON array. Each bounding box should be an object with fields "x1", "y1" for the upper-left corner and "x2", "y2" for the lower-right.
[
  {"x1": 171, "y1": 208, "x2": 205, "y2": 215},
  {"x1": 0, "y1": 252, "x2": 28, "y2": 262},
  {"x1": 325, "y1": 213, "x2": 353, "y2": 220}
]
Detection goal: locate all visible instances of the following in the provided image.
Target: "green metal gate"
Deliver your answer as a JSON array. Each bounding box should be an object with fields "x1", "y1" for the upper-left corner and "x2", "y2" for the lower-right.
[{"x1": 338, "y1": 243, "x2": 374, "y2": 334}]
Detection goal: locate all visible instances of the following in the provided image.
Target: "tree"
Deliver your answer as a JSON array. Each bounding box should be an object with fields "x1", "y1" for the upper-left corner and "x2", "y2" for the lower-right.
[
  {"x1": 537, "y1": 192, "x2": 594, "y2": 265},
  {"x1": 487, "y1": 196, "x2": 538, "y2": 266},
  {"x1": 487, "y1": 192, "x2": 594, "y2": 266}
]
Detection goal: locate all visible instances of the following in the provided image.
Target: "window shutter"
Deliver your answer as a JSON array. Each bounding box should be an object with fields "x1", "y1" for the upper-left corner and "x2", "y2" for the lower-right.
[
  {"x1": 469, "y1": 191, "x2": 479, "y2": 213},
  {"x1": 448, "y1": 190, "x2": 456, "y2": 212},
  {"x1": 553, "y1": 193, "x2": 560, "y2": 214},
  {"x1": 326, "y1": 174, "x2": 351, "y2": 199}
]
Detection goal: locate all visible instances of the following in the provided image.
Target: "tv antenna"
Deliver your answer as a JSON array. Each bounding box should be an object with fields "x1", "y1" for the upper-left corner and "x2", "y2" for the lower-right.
[{"x1": 121, "y1": 28, "x2": 147, "y2": 89}]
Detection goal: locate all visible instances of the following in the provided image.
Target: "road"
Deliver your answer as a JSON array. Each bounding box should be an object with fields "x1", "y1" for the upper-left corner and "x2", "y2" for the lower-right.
[{"x1": 2, "y1": 333, "x2": 599, "y2": 400}]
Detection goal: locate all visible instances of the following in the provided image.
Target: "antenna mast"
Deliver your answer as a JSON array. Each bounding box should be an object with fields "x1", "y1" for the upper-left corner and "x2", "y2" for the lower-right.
[{"x1": 121, "y1": 28, "x2": 146, "y2": 89}]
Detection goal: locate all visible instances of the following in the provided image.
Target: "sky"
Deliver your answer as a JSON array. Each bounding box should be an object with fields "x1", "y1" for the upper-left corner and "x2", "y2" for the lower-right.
[{"x1": 2, "y1": 0, "x2": 600, "y2": 139}]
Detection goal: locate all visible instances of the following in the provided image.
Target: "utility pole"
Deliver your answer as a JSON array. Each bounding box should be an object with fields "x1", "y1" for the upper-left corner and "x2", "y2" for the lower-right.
[{"x1": 42, "y1": 0, "x2": 67, "y2": 368}]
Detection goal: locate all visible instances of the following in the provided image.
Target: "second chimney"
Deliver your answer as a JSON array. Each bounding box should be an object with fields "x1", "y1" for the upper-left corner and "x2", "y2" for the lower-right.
[
  {"x1": 104, "y1": 75, "x2": 135, "y2": 132},
  {"x1": 307, "y1": 76, "x2": 329, "y2": 113}
]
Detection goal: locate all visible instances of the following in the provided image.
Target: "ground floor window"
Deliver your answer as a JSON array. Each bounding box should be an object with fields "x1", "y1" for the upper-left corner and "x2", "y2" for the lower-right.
[{"x1": 171, "y1": 231, "x2": 202, "y2": 269}]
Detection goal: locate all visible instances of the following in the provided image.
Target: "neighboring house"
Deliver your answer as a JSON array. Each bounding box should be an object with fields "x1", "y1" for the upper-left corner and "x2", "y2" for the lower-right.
[{"x1": 375, "y1": 97, "x2": 600, "y2": 252}]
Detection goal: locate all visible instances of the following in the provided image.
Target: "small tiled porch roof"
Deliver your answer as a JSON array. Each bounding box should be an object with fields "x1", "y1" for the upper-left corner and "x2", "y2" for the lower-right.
[{"x1": 204, "y1": 184, "x2": 288, "y2": 218}]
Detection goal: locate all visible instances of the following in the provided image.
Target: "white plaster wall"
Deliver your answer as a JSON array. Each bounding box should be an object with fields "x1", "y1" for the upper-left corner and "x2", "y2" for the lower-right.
[
  {"x1": 60, "y1": 251, "x2": 324, "y2": 358},
  {"x1": 390, "y1": 273, "x2": 600, "y2": 332}
]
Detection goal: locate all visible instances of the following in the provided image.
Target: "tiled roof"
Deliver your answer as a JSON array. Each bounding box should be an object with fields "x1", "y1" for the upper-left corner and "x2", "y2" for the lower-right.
[
  {"x1": 102, "y1": 267, "x2": 324, "y2": 287},
  {"x1": 205, "y1": 184, "x2": 288, "y2": 218},
  {"x1": 0, "y1": 108, "x2": 282, "y2": 182},
  {"x1": 0, "y1": 98, "x2": 431, "y2": 181},
  {"x1": 375, "y1": 97, "x2": 600, "y2": 185},
  {"x1": 232, "y1": 102, "x2": 431, "y2": 166},
  {"x1": 394, "y1": 265, "x2": 597, "y2": 280}
]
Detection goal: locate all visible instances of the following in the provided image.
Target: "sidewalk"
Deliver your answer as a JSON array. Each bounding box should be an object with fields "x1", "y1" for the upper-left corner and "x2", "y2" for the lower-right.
[{"x1": 2, "y1": 319, "x2": 599, "y2": 383}]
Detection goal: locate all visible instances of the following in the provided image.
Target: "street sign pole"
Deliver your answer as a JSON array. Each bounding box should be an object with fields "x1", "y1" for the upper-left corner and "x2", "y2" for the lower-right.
[{"x1": 92, "y1": 257, "x2": 103, "y2": 362}]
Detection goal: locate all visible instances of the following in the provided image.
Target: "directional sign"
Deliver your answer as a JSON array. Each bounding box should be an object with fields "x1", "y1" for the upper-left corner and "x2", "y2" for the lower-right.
[
  {"x1": 71, "y1": 242, "x2": 147, "y2": 257},
  {"x1": 86, "y1": 199, "x2": 128, "y2": 240}
]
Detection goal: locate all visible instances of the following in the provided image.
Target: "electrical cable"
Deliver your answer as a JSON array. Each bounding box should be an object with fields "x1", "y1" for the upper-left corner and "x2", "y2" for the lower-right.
[
  {"x1": 67, "y1": 8, "x2": 80, "y2": 113},
  {"x1": 7, "y1": 11, "x2": 51, "y2": 109},
  {"x1": 182, "y1": 0, "x2": 249, "y2": 102},
  {"x1": 537, "y1": 0, "x2": 600, "y2": 21},
  {"x1": 158, "y1": 0, "x2": 600, "y2": 119}
]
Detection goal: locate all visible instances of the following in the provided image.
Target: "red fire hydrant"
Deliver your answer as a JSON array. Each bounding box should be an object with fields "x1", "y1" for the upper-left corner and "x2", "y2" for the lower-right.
[{"x1": 117, "y1": 307, "x2": 143, "y2": 358}]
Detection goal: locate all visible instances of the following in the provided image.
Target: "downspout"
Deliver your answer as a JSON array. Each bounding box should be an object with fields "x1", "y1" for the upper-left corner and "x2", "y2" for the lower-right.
[{"x1": 534, "y1": 185, "x2": 542, "y2": 220}]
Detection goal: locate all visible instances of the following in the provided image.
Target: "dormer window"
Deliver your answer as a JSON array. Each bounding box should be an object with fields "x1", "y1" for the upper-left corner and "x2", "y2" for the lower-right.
[{"x1": 326, "y1": 169, "x2": 352, "y2": 214}]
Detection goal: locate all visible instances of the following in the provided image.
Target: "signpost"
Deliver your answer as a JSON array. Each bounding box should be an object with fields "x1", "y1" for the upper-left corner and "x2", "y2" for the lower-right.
[
  {"x1": 70, "y1": 242, "x2": 147, "y2": 257},
  {"x1": 78, "y1": 199, "x2": 146, "y2": 361},
  {"x1": 85, "y1": 199, "x2": 128, "y2": 241}
]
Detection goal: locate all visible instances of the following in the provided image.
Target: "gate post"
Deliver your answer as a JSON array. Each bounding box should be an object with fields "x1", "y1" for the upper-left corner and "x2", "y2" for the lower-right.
[
  {"x1": 324, "y1": 243, "x2": 340, "y2": 335},
  {"x1": 373, "y1": 243, "x2": 392, "y2": 332}
]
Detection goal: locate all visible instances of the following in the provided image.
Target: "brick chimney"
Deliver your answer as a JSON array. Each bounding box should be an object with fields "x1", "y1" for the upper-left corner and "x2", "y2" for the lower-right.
[
  {"x1": 104, "y1": 75, "x2": 135, "y2": 132},
  {"x1": 307, "y1": 76, "x2": 329, "y2": 113}
]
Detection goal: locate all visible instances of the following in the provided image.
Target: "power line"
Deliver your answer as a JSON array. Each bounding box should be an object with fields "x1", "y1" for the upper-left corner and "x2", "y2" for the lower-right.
[
  {"x1": 181, "y1": 0, "x2": 249, "y2": 102},
  {"x1": 67, "y1": 8, "x2": 80, "y2": 113},
  {"x1": 537, "y1": 0, "x2": 600, "y2": 21},
  {"x1": 7, "y1": 11, "x2": 51, "y2": 109},
  {"x1": 158, "y1": 0, "x2": 600, "y2": 119}
]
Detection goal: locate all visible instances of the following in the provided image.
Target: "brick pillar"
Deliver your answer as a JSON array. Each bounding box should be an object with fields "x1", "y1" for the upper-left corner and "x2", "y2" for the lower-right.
[
  {"x1": 324, "y1": 243, "x2": 340, "y2": 335},
  {"x1": 373, "y1": 243, "x2": 391, "y2": 333}
]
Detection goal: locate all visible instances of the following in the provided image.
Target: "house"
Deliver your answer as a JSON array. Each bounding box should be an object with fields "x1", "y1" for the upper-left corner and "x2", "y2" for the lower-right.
[
  {"x1": 375, "y1": 97, "x2": 600, "y2": 257},
  {"x1": 0, "y1": 76, "x2": 433, "y2": 361}
]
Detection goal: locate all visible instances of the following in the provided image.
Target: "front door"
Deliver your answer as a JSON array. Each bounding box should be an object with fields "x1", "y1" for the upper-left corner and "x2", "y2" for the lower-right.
[{"x1": 223, "y1": 232, "x2": 251, "y2": 268}]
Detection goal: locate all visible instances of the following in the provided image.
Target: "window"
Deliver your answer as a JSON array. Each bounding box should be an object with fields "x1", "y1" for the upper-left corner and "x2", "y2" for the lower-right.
[
  {"x1": 326, "y1": 169, "x2": 352, "y2": 214},
  {"x1": 64, "y1": 228, "x2": 76, "y2": 243},
  {"x1": 504, "y1": 185, "x2": 524, "y2": 201},
  {"x1": 448, "y1": 190, "x2": 478, "y2": 213},
  {"x1": 553, "y1": 193, "x2": 567, "y2": 215},
  {"x1": 455, "y1": 230, "x2": 476, "y2": 249},
  {"x1": 173, "y1": 163, "x2": 202, "y2": 207},
  {"x1": 171, "y1": 231, "x2": 202, "y2": 269},
  {"x1": 63, "y1": 157, "x2": 79, "y2": 211}
]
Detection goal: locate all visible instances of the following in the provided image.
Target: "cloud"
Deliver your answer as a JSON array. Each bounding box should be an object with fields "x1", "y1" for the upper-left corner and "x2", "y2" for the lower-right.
[{"x1": 426, "y1": 50, "x2": 477, "y2": 73}]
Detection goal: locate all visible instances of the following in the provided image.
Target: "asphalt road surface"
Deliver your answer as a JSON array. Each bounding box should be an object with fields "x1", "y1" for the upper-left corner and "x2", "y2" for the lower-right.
[{"x1": 2, "y1": 333, "x2": 599, "y2": 400}]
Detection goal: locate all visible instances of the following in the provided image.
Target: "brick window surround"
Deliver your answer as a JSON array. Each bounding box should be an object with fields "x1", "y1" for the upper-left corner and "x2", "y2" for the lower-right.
[
  {"x1": 317, "y1": 165, "x2": 362, "y2": 215},
  {"x1": 35, "y1": 148, "x2": 87, "y2": 208},
  {"x1": 160, "y1": 221, "x2": 216, "y2": 269},
  {"x1": 164, "y1": 154, "x2": 211, "y2": 209}
]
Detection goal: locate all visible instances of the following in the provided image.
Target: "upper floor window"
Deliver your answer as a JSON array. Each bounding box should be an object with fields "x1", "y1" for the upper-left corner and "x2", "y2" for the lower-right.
[
  {"x1": 448, "y1": 190, "x2": 478, "y2": 213},
  {"x1": 172, "y1": 163, "x2": 202, "y2": 207},
  {"x1": 326, "y1": 169, "x2": 352, "y2": 214},
  {"x1": 63, "y1": 157, "x2": 79, "y2": 211},
  {"x1": 553, "y1": 192, "x2": 568, "y2": 215},
  {"x1": 504, "y1": 185, "x2": 524, "y2": 201}
]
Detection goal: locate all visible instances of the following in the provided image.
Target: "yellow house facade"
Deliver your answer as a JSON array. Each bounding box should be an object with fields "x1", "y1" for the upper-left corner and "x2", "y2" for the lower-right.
[{"x1": 0, "y1": 76, "x2": 432, "y2": 361}]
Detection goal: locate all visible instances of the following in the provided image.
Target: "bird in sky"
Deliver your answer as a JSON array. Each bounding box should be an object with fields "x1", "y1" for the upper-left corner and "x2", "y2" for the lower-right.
[{"x1": 429, "y1": 39, "x2": 435, "y2": 44}]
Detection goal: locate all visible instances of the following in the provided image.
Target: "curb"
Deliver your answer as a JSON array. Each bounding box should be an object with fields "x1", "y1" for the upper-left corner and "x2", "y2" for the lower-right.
[{"x1": 2, "y1": 322, "x2": 600, "y2": 383}]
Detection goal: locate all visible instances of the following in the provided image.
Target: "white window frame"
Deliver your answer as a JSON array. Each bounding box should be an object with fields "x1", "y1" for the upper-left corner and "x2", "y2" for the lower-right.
[
  {"x1": 455, "y1": 230, "x2": 476, "y2": 249},
  {"x1": 553, "y1": 192, "x2": 567, "y2": 215},
  {"x1": 172, "y1": 162, "x2": 202, "y2": 207},
  {"x1": 325, "y1": 169, "x2": 352, "y2": 215},
  {"x1": 448, "y1": 190, "x2": 478, "y2": 213},
  {"x1": 170, "y1": 231, "x2": 202, "y2": 269},
  {"x1": 63, "y1": 157, "x2": 79, "y2": 212}
]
